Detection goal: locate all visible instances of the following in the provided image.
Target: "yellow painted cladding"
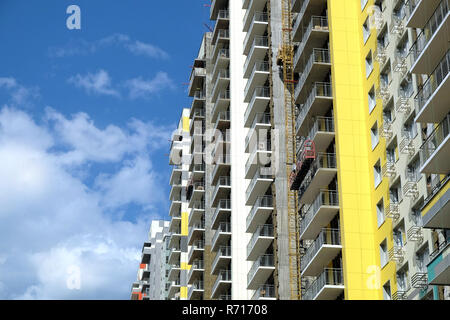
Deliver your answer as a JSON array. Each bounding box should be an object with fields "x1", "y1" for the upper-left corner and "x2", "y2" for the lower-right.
[
  {"x1": 180, "y1": 287, "x2": 188, "y2": 299},
  {"x1": 181, "y1": 211, "x2": 189, "y2": 236},
  {"x1": 183, "y1": 116, "x2": 190, "y2": 132},
  {"x1": 328, "y1": 0, "x2": 380, "y2": 299}
]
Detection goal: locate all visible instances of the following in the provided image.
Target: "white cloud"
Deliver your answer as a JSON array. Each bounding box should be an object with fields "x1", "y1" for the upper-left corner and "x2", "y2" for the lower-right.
[
  {"x1": 125, "y1": 72, "x2": 175, "y2": 99},
  {"x1": 49, "y1": 33, "x2": 169, "y2": 60},
  {"x1": 0, "y1": 77, "x2": 39, "y2": 107},
  {"x1": 68, "y1": 70, "x2": 120, "y2": 97},
  {"x1": 0, "y1": 106, "x2": 172, "y2": 299}
]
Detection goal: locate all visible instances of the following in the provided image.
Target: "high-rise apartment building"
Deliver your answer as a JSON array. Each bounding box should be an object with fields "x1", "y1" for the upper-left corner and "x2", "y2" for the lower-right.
[
  {"x1": 157, "y1": 0, "x2": 450, "y2": 301},
  {"x1": 131, "y1": 220, "x2": 170, "y2": 300}
]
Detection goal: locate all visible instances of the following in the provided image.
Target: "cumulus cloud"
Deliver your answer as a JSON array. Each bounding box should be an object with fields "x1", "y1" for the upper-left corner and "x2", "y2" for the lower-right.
[
  {"x1": 49, "y1": 33, "x2": 169, "y2": 60},
  {"x1": 0, "y1": 106, "x2": 172, "y2": 299},
  {"x1": 68, "y1": 70, "x2": 120, "y2": 97},
  {"x1": 0, "y1": 77, "x2": 40, "y2": 107},
  {"x1": 125, "y1": 72, "x2": 175, "y2": 99}
]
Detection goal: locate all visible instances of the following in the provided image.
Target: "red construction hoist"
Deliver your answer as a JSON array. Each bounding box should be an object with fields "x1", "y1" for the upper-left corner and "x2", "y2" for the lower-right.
[{"x1": 289, "y1": 139, "x2": 316, "y2": 191}]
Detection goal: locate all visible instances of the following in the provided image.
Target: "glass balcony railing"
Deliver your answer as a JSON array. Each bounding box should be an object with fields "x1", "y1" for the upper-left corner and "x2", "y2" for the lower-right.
[
  {"x1": 212, "y1": 199, "x2": 231, "y2": 226},
  {"x1": 296, "y1": 49, "x2": 331, "y2": 94},
  {"x1": 419, "y1": 114, "x2": 449, "y2": 167},
  {"x1": 244, "y1": 36, "x2": 269, "y2": 73},
  {"x1": 252, "y1": 284, "x2": 276, "y2": 300},
  {"x1": 247, "y1": 224, "x2": 274, "y2": 256},
  {"x1": 212, "y1": 270, "x2": 232, "y2": 295},
  {"x1": 295, "y1": 82, "x2": 332, "y2": 130},
  {"x1": 300, "y1": 190, "x2": 339, "y2": 237},
  {"x1": 246, "y1": 195, "x2": 273, "y2": 229},
  {"x1": 294, "y1": 16, "x2": 329, "y2": 66},
  {"x1": 212, "y1": 222, "x2": 231, "y2": 247},
  {"x1": 415, "y1": 49, "x2": 450, "y2": 115},
  {"x1": 247, "y1": 254, "x2": 274, "y2": 285},
  {"x1": 303, "y1": 268, "x2": 344, "y2": 300},
  {"x1": 301, "y1": 228, "x2": 341, "y2": 271},
  {"x1": 408, "y1": 0, "x2": 449, "y2": 66},
  {"x1": 245, "y1": 171, "x2": 273, "y2": 201}
]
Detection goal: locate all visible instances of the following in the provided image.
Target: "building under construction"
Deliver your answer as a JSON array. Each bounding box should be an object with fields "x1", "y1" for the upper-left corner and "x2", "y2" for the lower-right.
[{"x1": 137, "y1": 0, "x2": 450, "y2": 300}]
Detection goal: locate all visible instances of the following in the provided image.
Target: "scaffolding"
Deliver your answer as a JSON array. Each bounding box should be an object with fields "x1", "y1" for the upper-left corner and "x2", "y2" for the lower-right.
[{"x1": 279, "y1": 0, "x2": 301, "y2": 300}]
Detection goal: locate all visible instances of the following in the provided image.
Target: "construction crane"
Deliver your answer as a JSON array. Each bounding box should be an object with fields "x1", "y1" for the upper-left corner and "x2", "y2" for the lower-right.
[{"x1": 278, "y1": 0, "x2": 301, "y2": 300}]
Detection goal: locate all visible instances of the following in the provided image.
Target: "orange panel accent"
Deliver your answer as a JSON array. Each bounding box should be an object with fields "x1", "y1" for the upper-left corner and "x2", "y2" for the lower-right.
[{"x1": 139, "y1": 263, "x2": 146, "y2": 269}]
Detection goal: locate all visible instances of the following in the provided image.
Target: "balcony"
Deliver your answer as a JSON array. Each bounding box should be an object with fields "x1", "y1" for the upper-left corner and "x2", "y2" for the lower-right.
[
  {"x1": 382, "y1": 161, "x2": 397, "y2": 180},
  {"x1": 188, "y1": 201, "x2": 205, "y2": 227},
  {"x1": 211, "y1": 270, "x2": 232, "y2": 299},
  {"x1": 246, "y1": 195, "x2": 274, "y2": 233},
  {"x1": 211, "y1": 154, "x2": 231, "y2": 185},
  {"x1": 188, "y1": 280, "x2": 204, "y2": 300},
  {"x1": 385, "y1": 202, "x2": 400, "y2": 220},
  {"x1": 244, "y1": 86, "x2": 271, "y2": 127},
  {"x1": 419, "y1": 114, "x2": 450, "y2": 174},
  {"x1": 297, "y1": 116, "x2": 335, "y2": 152},
  {"x1": 188, "y1": 240, "x2": 205, "y2": 265},
  {"x1": 245, "y1": 171, "x2": 273, "y2": 206},
  {"x1": 245, "y1": 113, "x2": 271, "y2": 152},
  {"x1": 399, "y1": 132, "x2": 415, "y2": 156},
  {"x1": 406, "y1": 0, "x2": 442, "y2": 28},
  {"x1": 191, "y1": 90, "x2": 206, "y2": 110},
  {"x1": 167, "y1": 280, "x2": 181, "y2": 299},
  {"x1": 294, "y1": 49, "x2": 331, "y2": 99},
  {"x1": 389, "y1": 11, "x2": 406, "y2": 37},
  {"x1": 375, "y1": 83, "x2": 392, "y2": 107},
  {"x1": 408, "y1": 0, "x2": 449, "y2": 75},
  {"x1": 379, "y1": 120, "x2": 394, "y2": 140},
  {"x1": 192, "y1": 163, "x2": 205, "y2": 181},
  {"x1": 243, "y1": 12, "x2": 269, "y2": 55},
  {"x1": 212, "y1": 48, "x2": 230, "y2": 86},
  {"x1": 212, "y1": 130, "x2": 231, "y2": 161},
  {"x1": 247, "y1": 224, "x2": 274, "y2": 261},
  {"x1": 168, "y1": 214, "x2": 181, "y2": 233},
  {"x1": 211, "y1": 222, "x2": 231, "y2": 252},
  {"x1": 243, "y1": 37, "x2": 269, "y2": 79},
  {"x1": 251, "y1": 284, "x2": 276, "y2": 300},
  {"x1": 189, "y1": 108, "x2": 205, "y2": 135},
  {"x1": 168, "y1": 265, "x2": 181, "y2": 282},
  {"x1": 213, "y1": 111, "x2": 230, "y2": 133},
  {"x1": 210, "y1": 0, "x2": 228, "y2": 20},
  {"x1": 169, "y1": 140, "x2": 182, "y2": 166},
  {"x1": 247, "y1": 254, "x2": 275, "y2": 290},
  {"x1": 169, "y1": 165, "x2": 182, "y2": 185},
  {"x1": 375, "y1": 44, "x2": 388, "y2": 67},
  {"x1": 212, "y1": 69, "x2": 230, "y2": 103},
  {"x1": 169, "y1": 200, "x2": 181, "y2": 218},
  {"x1": 187, "y1": 221, "x2": 205, "y2": 245},
  {"x1": 394, "y1": 50, "x2": 409, "y2": 75},
  {"x1": 421, "y1": 174, "x2": 450, "y2": 229},
  {"x1": 211, "y1": 176, "x2": 232, "y2": 207},
  {"x1": 302, "y1": 268, "x2": 344, "y2": 300},
  {"x1": 403, "y1": 170, "x2": 420, "y2": 199},
  {"x1": 187, "y1": 260, "x2": 204, "y2": 284},
  {"x1": 212, "y1": 199, "x2": 232, "y2": 229},
  {"x1": 168, "y1": 248, "x2": 181, "y2": 265},
  {"x1": 301, "y1": 229, "x2": 342, "y2": 277},
  {"x1": 243, "y1": 0, "x2": 268, "y2": 31},
  {"x1": 188, "y1": 182, "x2": 205, "y2": 208},
  {"x1": 414, "y1": 50, "x2": 450, "y2": 124},
  {"x1": 396, "y1": 92, "x2": 412, "y2": 114},
  {"x1": 169, "y1": 182, "x2": 182, "y2": 202},
  {"x1": 299, "y1": 190, "x2": 339, "y2": 240},
  {"x1": 168, "y1": 231, "x2": 182, "y2": 250},
  {"x1": 407, "y1": 225, "x2": 424, "y2": 242},
  {"x1": 211, "y1": 246, "x2": 232, "y2": 275},
  {"x1": 245, "y1": 140, "x2": 272, "y2": 179},
  {"x1": 188, "y1": 67, "x2": 206, "y2": 97},
  {"x1": 297, "y1": 153, "x2": 338, "y2": 204},
  {"x1": 295, "y1": 82, "x2": 333, "y2": 134},
  {"x1": 244, "y1": 61, "x2": 270, "y2": 102},
  {"x1": 211, "y1": 90, "x2": 230, "y2": 123},
  {"x1": 292, "y1": 0, "x2": 315, "y2": 40},
  {"x1": 293, "y1": 16, "x2": 329, "y2": 70},
  {"x1": 427, "y1": 238, "x2": 450, "y2": 285}
]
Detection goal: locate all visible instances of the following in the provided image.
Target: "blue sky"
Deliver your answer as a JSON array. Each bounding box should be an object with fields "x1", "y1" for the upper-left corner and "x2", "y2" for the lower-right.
[{"x1": 0, "y1": 0, "x2": 210, "y2": 299}]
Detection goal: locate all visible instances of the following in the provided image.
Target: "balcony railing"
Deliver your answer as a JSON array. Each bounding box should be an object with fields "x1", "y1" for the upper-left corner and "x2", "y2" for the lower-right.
[
  {"x1": 385, "y1": 202, "x2": 400, "y2": 220},
  {"x1": 244, "y1": 86, "x2": 270, "y2": 123},
  {"x1": 247, "y1": 254, "x2": 274, "y2": 285},
  {"x1": 419, "y1": 114, "x2": 449, "y2": 167},
  {"x1": 244, "y1": 36, "x2": 269, "y2": 73},
  {"x1": 245, "y1": 112, "x2": 271, "y2": 150},
  {"x1": 212, "y1": 199, "x2": 231, "y2": 226},
  {"x1": 294, "y1": 16, "x2": 329, "y2": 66},
  {"x1": 212, "y1": 222, "x2": 231, "y2": 247},
  {"x1": 246, "y1": 171, "x2": 273, "y2": 201},
  {"x1": 297, "y1": 49, "x2": 331, "y2": 93},
  {"x1": 389, "y1": 245, "x2": 405, "y2": 263},
  {"x1": 212, "y1": 246, "x2": 232, "y2": 272},
  {"x1": 408, "y1": 0, "x2": 449, "y2": 66},
  {"x1": 300, "y1": 190, "x2": 339, "y2": 237},
  {"x1": 212, "y1": 270, "x2": 232, "y2": 296},
  {"x1": 415, "y1": 49, "x2": 450, "y2": 116},
  {"x1": 244, "y1": 61, "x2": 269, "y2": 96},
  {"x1": 252, "y1": 284, "x2": 276, "y2": 300},
  {"x1": 301, "y1": 228, "x2": 341, "y2": 271},
  {"x1": 188, "y1": 280, "x2": 204, "y2": 299},
  {"x1": 296, "y1": 82, "x2": 332, "y2": 130},
  {"x1": 246, "y1": 195, "x2": 274, "y2": 229},
  {"x1": 243, "y1": 11, "x2": 269, "y2": 46},
  {"x1": 247, "y1": 224, "x2": 274, "y2": 257},
  {"x1": 302, "y1": 268, "x2": 344, "y2": 300}
]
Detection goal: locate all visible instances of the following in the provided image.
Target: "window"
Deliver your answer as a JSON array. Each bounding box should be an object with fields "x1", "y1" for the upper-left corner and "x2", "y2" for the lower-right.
[
  {"x1": 390, "y1": 181, "x2": 402, "y2": 203},
  {"x1": 411, "y1": 206, "x2": 423, "y2": 227},
  {"x1": 415, "y1": 248, "x2": 430, "y2": 273},
  {"x1": 393, "y1": 223, "x2": 405, "y2": 247},
  {"x1": 363, "y1": 18, "x2": 370, "y2": 43},
  {"x1": 377, "y1": 27, "x2": 389, "y2": 50},
  {"x1": 380, "y1": 240, "x2": 388, "y2": 268},
  {"x1": 396, "y1": 268, "x2": 408, "y2": 291},
  {"x1": 383, "y1": 281, "x2": 391, "y2": 300},
  {"x1": 366, "y1": 51, "x2": 373, "y2": 77},
  {"x1": 371, "y1": 122, "x2": 379, "y2": 150},
  {"x1": 386, "y1": 145, "x2": 397, "y2": 163},
  {"x1": 368, "y1": 87, "x2": 376, "y2": 113},
  {"x1": 377, "y1": 199, "x2": 385, "y2": 227},
  {"x1": 403, "y1": 118, "x2": 418, "y2": 139},
  {"x1": 374, "y1": 161, "x2": 382, "y2": 187}
]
